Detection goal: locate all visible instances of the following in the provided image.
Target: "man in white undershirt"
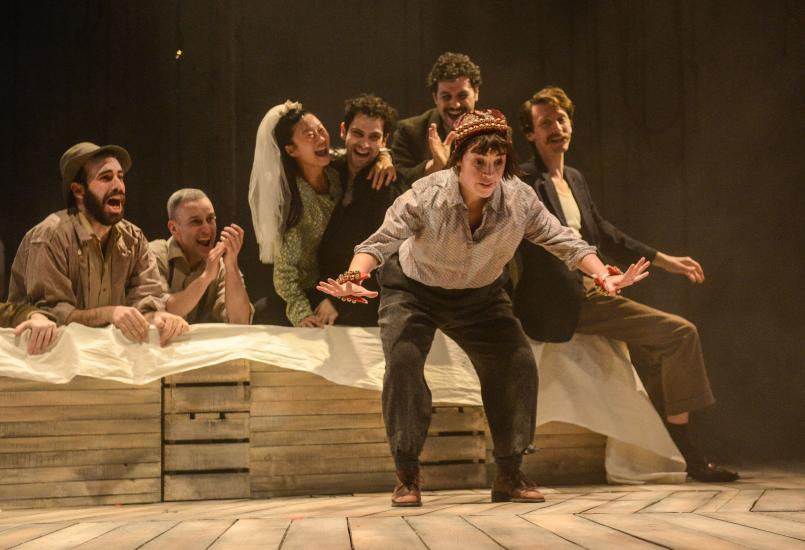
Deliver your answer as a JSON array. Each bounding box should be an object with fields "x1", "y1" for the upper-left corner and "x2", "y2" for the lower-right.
[{"x1": 513, "y1": 86, "x2": 738, "y2": 483}]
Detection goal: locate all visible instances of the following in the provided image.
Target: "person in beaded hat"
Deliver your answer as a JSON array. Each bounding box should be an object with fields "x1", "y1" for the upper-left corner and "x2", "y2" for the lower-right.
[{"x1": 318, "y1": 109, "x2": 651, "y2": 507}]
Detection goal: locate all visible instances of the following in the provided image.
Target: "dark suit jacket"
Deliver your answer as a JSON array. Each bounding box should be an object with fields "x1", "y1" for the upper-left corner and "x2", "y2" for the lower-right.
[
  {"x1": 390, "y1": 108, "x2": 447, "y2": 184},
  {"x1": 317, "y1": 157, "x2": 407, "y2": 326},
  {"x1": 514, "y1": 157, "x2": 657, "y2": 342}
]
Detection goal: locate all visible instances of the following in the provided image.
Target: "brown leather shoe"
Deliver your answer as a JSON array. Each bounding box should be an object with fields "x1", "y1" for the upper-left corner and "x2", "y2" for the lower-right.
[
  {"x1": 491, "y1": 467, "x2": 545, "y2": 503},
  {"x1": 391, "y1": 467, "x2": 422, "y2": 507}
]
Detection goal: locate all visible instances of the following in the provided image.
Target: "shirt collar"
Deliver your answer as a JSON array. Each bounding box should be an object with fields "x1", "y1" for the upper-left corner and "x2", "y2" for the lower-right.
[
  {"x1": 76, "y1": 211, "x2": 119, "y2": 243},
  {"x1": 166, "y1": 236, "x2": 196, "y2": 273}
]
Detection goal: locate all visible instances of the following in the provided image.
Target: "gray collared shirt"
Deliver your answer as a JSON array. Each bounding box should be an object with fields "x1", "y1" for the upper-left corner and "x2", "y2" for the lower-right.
[
  {"x1": 355, "y1": 169, "x2": 597, "y2": 289},
  {"x1": 149, "y1": 236, "x2": 254, "y2": 324}
]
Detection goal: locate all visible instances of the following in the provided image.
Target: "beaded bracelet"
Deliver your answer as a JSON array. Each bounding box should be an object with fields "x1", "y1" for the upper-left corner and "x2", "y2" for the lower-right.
[{"x1": 336, "y1": 270, "x2": 364, "y2": 285}]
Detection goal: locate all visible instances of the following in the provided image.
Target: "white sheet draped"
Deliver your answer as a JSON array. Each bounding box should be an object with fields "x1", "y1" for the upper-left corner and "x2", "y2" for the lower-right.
[{"x1": 0, "y1": 323, "x2": 686, "y2": 484}]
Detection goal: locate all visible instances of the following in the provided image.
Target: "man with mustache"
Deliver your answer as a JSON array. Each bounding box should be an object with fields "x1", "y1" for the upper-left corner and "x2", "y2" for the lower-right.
[
  {"x1": 317, "y1": 94, "x2": 406, "y2": 326},
  {"x1": 391, "y1": 52, "x2": 481, "y2": 183},
  {"x1": 149, "y1": 188, "x2": 253, "y2": 324},
  {"x1": 9, "y1": 142, "x2": 188, "y2": 346},
  {"x1": 513, "y1": 87, "x2": 738, "y2": 482}
]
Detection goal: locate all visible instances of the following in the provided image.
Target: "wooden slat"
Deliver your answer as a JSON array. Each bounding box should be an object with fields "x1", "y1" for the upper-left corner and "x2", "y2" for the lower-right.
[
  {"x1": 66, "y1": 521, "x2": 178, "y2": 550},
  {"x1": 0, "y1": 523, "x2": 74, "y2": 548},
  {"x1": 464, "y1": 515, "x2": 582, "y2": 549},
  {"x1": 251, "y1": 464, "x2": 484, "y2": 497},
  {"x1": 0, "y1": 448, "x2": 160, "y2": 469},
  {"x1": 585, "y1": 513, "x2": 746, "y2": 549},
  {"x1": 0, "y1": 478, "x2": 160, "y2": 500},
  {"x1": 702, "y1": 512, "x2": 805, "y2": 540},
  {"x1": 251, "y1": 398, "x2": 382, "y2": 416},
  {"x1": 0, "y1": 419, "x2": 159, "y2": 438},
  {"x1": 250, "y1": 435, "x2": 483, "y2": 464},
  {"x1": 753, "y1": 489, "x2": 805, "y2": 512},
  {"x1": 164, "y1": 386, "x2": 249, "y2": 413},
  {"x1": 0, "y1": 492, "x2": 160, "y2": 511},
  {"x1": 525, "y1": 514, "x2": 660, "y2": 549},
  {"x1": 165, "y1": 443, "x2": 249, "y2": 471},
  {"x1": 0, "y1": 403, "x2": 160, "y2": 422},
  {"x1": 251, "y1": 428, "x2": 387, "y2": 447},
  {"x1": 248, "y1": 363, "x2": 290, "y2": 373},
  {"x1": 0, "y1": 376, "x2": 155, "y2": 391},
  {"x1": 0, "y1": 389, "x2": 159, "y2": 407},
  {"x1": 640, "y1": 491, "x2": 719, "y2": 513},
  {"x1": 280, "y1": 517, "x2": 351, "y2": 550},
  {"x1": 348, "y1": 517, "x2": 428, "y2": 549},
  {"x1": 717, "y1": 489, "x2": 764, "y2": 512},
  {"x1": 585, "y1": 492, "x2": 671, "y2": 514},
  {"x1": 252, "y1": 385, "x2": 379, "y2": 401},
  {"x1": 0, "y1": 462, "x2": 159, "y2": 485},
  {"x1": 251, "y1": 371, "x2": 337, "y2": 387},
  {"x1": 137, "y1": 520, "x2": 235, "y2": 549},
  {"x1": 12, "y1": 522, "x2": 124, "y2": 549},
  {"x1": 250, "y1": 456, "x2": 394, "y2": 477},
  {"x1": 164, "y1": 474, "x2": 251, "y2": 501},
  {"x1": 164, "y1": 413, "x2": 249, "y2": 441},
  {"x1": 405, "y1": 516, "x2": 502, "y2": 549},
  {"x1": 658, "y1": 512, "x2": 805, "y2": 549},
  {"x1": 207, "y1": 518, "x2": 290, "y2": 549},
  {"x1": 0, "y1": 433, "x2": 161, "y2": 454},
  {"x1": 251, "y1": 413, "x2": 385, "y2": 432},
  {"x1": 164, "y1": 361, "x2": 250, "y2": 384}
]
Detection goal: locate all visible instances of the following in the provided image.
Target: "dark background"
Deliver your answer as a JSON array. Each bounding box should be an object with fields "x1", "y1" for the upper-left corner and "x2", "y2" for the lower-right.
[{"x1": 1, "y1": 0, "x2": 803, "y2": 464}]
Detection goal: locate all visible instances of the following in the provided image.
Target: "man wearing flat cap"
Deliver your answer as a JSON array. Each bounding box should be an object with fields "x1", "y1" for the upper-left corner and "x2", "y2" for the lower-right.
[{"x1": 8, "y1": 142, "x2": 188, "y2": 345}]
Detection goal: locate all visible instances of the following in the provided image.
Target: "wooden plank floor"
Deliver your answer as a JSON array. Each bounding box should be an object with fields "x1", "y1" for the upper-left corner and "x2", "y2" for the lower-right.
[{"x1": 1, "y1": 464, "x2": 804, "y2": 549}]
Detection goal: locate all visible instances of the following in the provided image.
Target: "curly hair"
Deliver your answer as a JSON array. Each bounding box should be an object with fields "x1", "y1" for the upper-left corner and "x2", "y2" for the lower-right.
[
  {"x1": 518, "y1": 86, "x2": 575, "y2": 134},
  {"x1": 343, "y1": 94, "x2": 398, "y2": 136},
  {"x1": 427, "y1": 52, "x2": 482, "y2": 92}
]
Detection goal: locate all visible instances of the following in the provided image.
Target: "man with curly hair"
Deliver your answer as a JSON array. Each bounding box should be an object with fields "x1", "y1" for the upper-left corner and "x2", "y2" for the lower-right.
[
  {"x1": 317, "y1": 94, "x2": 407, "y2": 326},
  {"x1": 391, "y1": 52, "x2": 482, "y2": 183}
]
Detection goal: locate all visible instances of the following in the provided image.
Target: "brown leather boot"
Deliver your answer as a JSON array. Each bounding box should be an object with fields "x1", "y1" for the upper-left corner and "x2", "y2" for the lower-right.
[
  {"x1": 391, "y1": 466, "x2": 422, "y2": 507},
  {"x1": 491, "y1": 465, "x2": 545, "y2": 503}
]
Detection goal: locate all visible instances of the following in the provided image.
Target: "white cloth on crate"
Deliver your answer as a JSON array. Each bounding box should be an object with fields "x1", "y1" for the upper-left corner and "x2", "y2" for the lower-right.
[{"x1": 0, "y1": 323, "x2": 685, "y2": 484}]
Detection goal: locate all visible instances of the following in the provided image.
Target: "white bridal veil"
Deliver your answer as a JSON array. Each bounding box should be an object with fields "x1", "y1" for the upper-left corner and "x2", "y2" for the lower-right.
[{"x1": 248, "y1": 100, "x2": 303, "y2": 263}]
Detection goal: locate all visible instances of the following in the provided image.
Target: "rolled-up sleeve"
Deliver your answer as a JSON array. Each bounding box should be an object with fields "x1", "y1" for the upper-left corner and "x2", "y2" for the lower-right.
[
  {"x1": 354, "y1": 190, "x2": 421, "y2": 266},
  {"x1": 522, "y1": 191, "x2": 598, "y2": 270}
]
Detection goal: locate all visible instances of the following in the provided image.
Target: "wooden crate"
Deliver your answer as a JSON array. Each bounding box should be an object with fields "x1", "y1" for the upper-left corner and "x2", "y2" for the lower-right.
[
  {"x1": 162, "y1": 360, "x2": 251, "y2": 501},
  {"x1": 484, "y1": 421, "x2": 607, "y2": 485},
  {"x1": 250, "y1": 364, "x2": 486, "y2": 497},
  {"x1": 0, "y1": 376, "x2": 161, "y2": 509}
]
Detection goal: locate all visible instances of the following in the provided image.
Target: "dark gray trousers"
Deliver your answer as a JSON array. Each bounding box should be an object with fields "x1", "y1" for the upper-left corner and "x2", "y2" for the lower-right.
[{"x1": 378, "y1": 255, "x2": 537, "y2": 469}]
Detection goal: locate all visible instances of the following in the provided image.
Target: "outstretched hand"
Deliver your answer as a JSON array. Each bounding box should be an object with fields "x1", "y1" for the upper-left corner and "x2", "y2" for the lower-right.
[
  {"x1": 317, "y1": 276, "x2": 379, "y2": 304},
  {"x1": 599, "y1": 257, "x2": 650, "y2": 294}
]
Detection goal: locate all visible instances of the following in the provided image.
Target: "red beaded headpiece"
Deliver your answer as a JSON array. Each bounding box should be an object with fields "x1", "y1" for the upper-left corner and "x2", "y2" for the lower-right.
[{"x1": 453, "y1": 109, "x2": 510, "y2": 145}]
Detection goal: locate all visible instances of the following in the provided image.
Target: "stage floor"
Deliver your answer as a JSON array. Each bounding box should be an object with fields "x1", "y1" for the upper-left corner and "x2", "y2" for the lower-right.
[{"x1": 1, "y1": 463, "x2": 803, "y2": 549}]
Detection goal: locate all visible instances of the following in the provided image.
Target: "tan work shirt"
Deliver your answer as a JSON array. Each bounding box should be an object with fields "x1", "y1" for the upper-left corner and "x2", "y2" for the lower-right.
[
  {"x1": 0, "y1": 302, "x2": 48, "y2": 328},
  {"x1": 149, "y1": 237, "x2": 253, "y2": 324},
  {"x1": 8, "y1": 210, "x2": 165, "y2": 324}
]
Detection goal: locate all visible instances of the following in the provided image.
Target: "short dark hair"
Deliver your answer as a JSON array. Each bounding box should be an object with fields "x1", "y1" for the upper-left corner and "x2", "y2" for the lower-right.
[
  {"x1": 427, "y1": 52, "x2": 482, "y2": 92},
  {"x1": 447, "y1": 131, "x2": 521, "y2": 180},
  {"x1": 518, "y1": 86, "x2": 575, "y2": 134},
  {"x1": 343, "y1": 94, "x2": 398, "y2": 137}
]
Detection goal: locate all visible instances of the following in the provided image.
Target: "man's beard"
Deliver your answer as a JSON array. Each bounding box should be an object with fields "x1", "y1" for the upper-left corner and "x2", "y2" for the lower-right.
[{"x1": 84, "y1": 189, "x2": 124, "y2": 226}]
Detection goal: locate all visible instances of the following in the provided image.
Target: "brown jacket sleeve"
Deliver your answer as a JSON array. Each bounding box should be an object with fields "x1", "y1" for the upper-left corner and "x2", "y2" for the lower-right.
[{"x1": 0, "y1": 302, "x2": 49, "y2": 328}]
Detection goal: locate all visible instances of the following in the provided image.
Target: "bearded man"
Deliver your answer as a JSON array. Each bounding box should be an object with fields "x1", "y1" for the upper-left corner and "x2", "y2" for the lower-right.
[{"x1": 9, "y1": 142, "x2": 188, "y2": 345}]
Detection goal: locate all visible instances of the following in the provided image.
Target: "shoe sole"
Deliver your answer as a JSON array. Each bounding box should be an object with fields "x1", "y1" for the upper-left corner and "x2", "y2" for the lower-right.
[
  {"x1": 491, "y1": 491, "x2": 545, "y2": 503},
  {"x1": 391, "y1": 501, "x2": 422, "y2": 507}
]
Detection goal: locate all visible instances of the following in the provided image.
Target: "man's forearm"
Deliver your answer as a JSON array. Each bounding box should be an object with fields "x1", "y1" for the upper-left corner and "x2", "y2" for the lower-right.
[
  {"x1": 223, "y1": 264, "x2": 252, "y2": 324},
  {"x1": 165, "y1": 273, "x2": 214, "y2": 318},
  {"x1": 66, "y1": 306, "x2": 116, "y2": 327},
  {"x1": 575, "y1": 253, "x2": 607, "y2": 278}
]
